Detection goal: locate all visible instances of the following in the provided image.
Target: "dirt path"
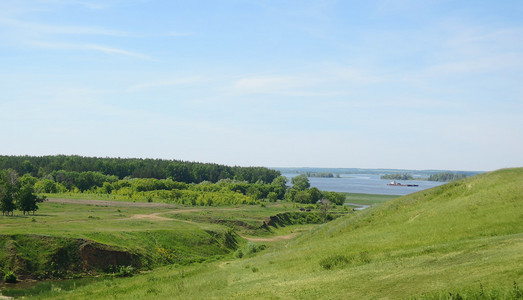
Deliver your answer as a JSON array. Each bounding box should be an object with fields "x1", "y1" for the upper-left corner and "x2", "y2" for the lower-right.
[
  {"x1": 46, "y1": 198, "x2": 217, "y2": 225},
  {"x1": 239, "y1": 233, "x2": 298, "y2": 242},
  {"x1": 129, "y1": 212, "x2": 174, "y2": 221}
]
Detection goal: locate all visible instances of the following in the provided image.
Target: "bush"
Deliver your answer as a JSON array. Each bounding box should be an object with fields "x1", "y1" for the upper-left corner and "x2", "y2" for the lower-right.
[
  {"x1": 245, "y1": 242, "x2": 258, "y2": 255},
  {"x1": 319, "y1": 255, "x2": 351, "y2": 270},
  {"x1": 4, "y1": 271, "x2": 17, "y2": 283},
  {"x1": 234, "y1": 249, "x2": 244, "y2": 259},
  {"x1": 115, "y1": 265, "x2": 135, "y2": 277},
  {"x1": 244, "y1": 242, "x2": 266, "y2": 255}
]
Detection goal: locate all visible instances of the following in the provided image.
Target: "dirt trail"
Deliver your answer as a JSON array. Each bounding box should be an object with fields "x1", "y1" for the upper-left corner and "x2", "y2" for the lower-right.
[
  {"x1": 239, "y1": 233, "x2": 298, "y2": 242},
  {"x1": 130, "y1": 212, "x2": 174, "y2": 221},
  {"x1": 48, "y1": 198, "x2": 204, "y2": 223}
]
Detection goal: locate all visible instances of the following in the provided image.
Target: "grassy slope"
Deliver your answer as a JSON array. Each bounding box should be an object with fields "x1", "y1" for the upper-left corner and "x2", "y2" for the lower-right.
[
  {"x1": 344, "y1": 192, "x2": 399, "y2": 205},
  {"x1": 0, "y1": 200, "x2": 333, "y2": 282},
  {"x1": 32, "y1": 168, "x2": 522, "y2": 299}
]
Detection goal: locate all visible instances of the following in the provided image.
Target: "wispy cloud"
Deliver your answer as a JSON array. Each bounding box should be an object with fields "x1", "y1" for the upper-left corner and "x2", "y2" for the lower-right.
[
  {"x1": 86, "y1": 44, "x2": 152, "y2": 60},
  {"x1": 228, "y1": 66, "x2": 384, "y2": 96},
  {"x1": 31, "y1": 0, "x2": 110, "y2": 10},
  {"x1": 28, "y1": 40, "x2": 153, "y2": 59},
  {"x1": 0, "y1": 17, "x2": 128, "y2": 36}
]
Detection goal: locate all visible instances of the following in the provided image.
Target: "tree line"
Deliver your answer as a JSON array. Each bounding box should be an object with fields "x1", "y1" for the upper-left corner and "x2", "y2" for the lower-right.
[
  {"x1": 0, "y1": 155, "x2": 280, "y2": 184},
  {"x1": 381, "y1": 172, "x2": 469, "y2": 182},
  {"x1": 381, "y1": 173, "x2": 415, "y2": 180},
  {"x1": 0, "y1": 156, "x2": 347, "y2": 210},
  {"x1": 427, "y1": 172, "x2": 468, "y2": 182}
]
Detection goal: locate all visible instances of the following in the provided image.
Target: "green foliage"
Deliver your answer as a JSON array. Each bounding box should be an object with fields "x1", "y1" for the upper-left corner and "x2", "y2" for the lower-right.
[
  {"x1": 381, "y1": 173, "x2": 415, "y2": 180},
  {"x1": 287, "y1": 186, "x2": 345, "y2": 205},
  {"x1": 243, "y1": 242, "x2": 266, "y2": 256},
  {"x1": 4, "y1": 270, "x2": 17, "y2": 283},
  {"x1": 115, "y1": 265, "x2": 135, "y2": 277},
  {"x1": 17, "y1": 183, "x2": 40, "y2": 214},
  {"x1": 428, "y1": 172, "x2": 468, "y2": 182},
  {"x1": 12, "y1": 169, "x2": 522, "y2": 300},
  {"x1": 301, "y1": 172, "x2": 337, "y2": 178},
  {"x1": 319, "y1": 254, "x2": 351, "y2": 270},
  {"x1": 0, "y1": 169, "x2": 17, "y2": 215},
  {"x1": 0, "y1": 155, "x2": 281, "y2": 185},
  {"x1": 420, "y1": 282, "x2": 523, "y2": 299},
  {"x1": 223, "y1": 227, "x2": 238, "y2": 249},
  {"x1": 234, "y1": 249, "x2": 244, "y2": 259},
  {"x1": 291, "y1": 174, "x2": 310, "y2": 191}
]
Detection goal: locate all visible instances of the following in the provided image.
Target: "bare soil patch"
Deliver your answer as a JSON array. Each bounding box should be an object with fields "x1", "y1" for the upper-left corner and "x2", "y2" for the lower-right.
[
  {"x1": 130, "y1": 212, "x2": 174, "y2": 221},
  {"x1": 240, "y1": 233, "x2": 298, "y2": 242}
]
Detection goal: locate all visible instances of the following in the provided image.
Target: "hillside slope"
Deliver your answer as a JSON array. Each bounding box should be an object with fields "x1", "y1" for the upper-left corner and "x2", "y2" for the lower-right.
[
  {"x1": 22, "y1": 168, "x2": 523, "y2": 299},
  {"x1": 216, "y1": 168, "x2": 523, "y2": 299}
]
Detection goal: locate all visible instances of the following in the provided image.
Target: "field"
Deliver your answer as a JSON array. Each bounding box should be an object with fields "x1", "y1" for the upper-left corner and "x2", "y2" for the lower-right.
[
  {"x1": 0, "y1": 195, "x2": 355, "y2": 298},
  {"x1": 1, "y1": 169, "x2": 522, "y2": 299}
]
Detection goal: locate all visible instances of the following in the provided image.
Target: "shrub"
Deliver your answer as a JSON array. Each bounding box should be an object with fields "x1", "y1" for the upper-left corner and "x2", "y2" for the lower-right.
[
  {"x1": 4, "y1": 271, "x2": 17, "y2": 283},
  {"x1": 115, "y1": 265, "x2": 135, "y2": 277},
  {"x1": 319, "y1": 255, "x2": 351, "y2": 270},
  {"x1": 234, "y1": 249, "x2": 244, "y2": 259},
  {"x1": 244, "y1": 242, "x2": 266, "y2": 255}
]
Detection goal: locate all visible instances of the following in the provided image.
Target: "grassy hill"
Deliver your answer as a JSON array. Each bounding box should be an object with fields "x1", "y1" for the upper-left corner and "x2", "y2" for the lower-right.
[{"x1": 5, "y1": 168, "x2": 523, "y2": 299}]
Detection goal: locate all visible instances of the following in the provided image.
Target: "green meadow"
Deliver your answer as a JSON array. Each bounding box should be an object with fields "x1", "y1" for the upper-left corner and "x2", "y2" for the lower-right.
[
  {"x1": 1, "y1": 168, "x2": 522, "y2": 299},
  {"x1": 345, "y1": 192, "x2": 400, "y2": 205}
]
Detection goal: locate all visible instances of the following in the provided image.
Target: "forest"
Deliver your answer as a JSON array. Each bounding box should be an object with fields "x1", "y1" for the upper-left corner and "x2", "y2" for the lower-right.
[
  {"x1": 0, "y1": 155, "x2": 280, "y2": 183},
  {"x1": 0, "y1": 156, "x2": 346, "y2": 214}
]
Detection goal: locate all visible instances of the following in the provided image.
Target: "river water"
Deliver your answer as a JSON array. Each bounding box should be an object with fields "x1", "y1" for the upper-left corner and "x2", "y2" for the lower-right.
[{"x1": 282, "y1": 173, "x2": 446, "y2": 196}]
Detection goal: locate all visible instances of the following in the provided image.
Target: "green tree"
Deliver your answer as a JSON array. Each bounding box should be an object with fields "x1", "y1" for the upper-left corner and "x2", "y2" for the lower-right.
[
  {"x1": 267, "y1": 192, "x2": 278, "y2": 202},
  {"x1": 308, "y1": 187, "x2": 322, "y2": 203},
  {"x1": 166, "y1": 162, "x2": 192, "y2": 183},
  {"x1": 0, "y1": 169, "x2": 18, "y2": 216},
  {"x1": 318, "y1": 199, "x2": 332, "y2": 223},
  {"x1": 294, "y1": 190, "x2": 311, "y2": 203},
  {"x1": 271, "y1": 176, "x2": 288, "y2": 189},
  {"x1": 291, "y1": 174, "x2": 310, "y2": 191},
  {"x1": 17, "y1": 184, "x2": 43, "y2": 215},
  {"x1": 0, "y1": 184, "x2": 16, "y2": 216}
]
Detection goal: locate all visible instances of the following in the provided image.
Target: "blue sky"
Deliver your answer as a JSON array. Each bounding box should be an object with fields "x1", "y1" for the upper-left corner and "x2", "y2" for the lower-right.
[{"x1": 1, "y1": 0, "x2": 522, "y2": 171}]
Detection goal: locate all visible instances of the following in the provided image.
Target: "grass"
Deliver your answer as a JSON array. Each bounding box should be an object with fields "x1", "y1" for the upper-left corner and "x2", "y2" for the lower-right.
[
  {"x1": 344, "y1": 192, "x2": 399, "y2": 205},
  {"x1": 0, "y1": 197, "x2": 352, "y2": 290},
  {"x1": 13, "y1": 168, "x2": 521, "y2": 299}
]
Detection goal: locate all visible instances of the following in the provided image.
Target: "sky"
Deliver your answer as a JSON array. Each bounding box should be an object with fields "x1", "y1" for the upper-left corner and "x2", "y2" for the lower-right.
[{"x1": 1, "y1": 0, "x2": 522, "y2": 171}]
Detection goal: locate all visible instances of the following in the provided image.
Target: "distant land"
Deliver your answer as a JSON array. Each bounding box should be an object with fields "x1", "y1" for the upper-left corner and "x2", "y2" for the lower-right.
[{"x1": 273, "y1": 167, "x2": 483, "y2": 178}]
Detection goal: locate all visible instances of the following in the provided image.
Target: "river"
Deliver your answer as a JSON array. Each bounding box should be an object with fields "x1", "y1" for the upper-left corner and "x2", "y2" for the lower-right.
[{"x1": 282, "y1": 173, "x2": 446, "y2": 196}]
